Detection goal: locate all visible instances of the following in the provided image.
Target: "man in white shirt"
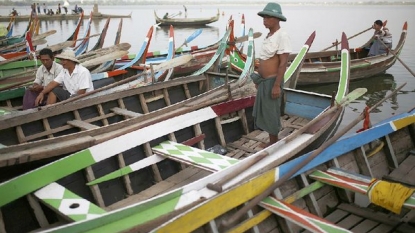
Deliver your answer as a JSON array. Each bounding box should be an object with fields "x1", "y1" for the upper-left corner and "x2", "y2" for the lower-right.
[
  {"x1": 23, "y1": 48, "x2": 63, "y2": 109},
  {"x1": 251, "y1": 2, "x2": 292, "y2": 148},
  {"x1": 35, "y1": 49, "x2": 93, "y2": 106}
]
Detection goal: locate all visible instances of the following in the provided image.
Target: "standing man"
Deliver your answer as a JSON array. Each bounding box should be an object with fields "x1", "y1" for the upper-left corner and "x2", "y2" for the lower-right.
[
  {"x1": 43, "y1": 3, "x2": 47, "y2": 14},
  {"x1": 37, "y1": 3, "x2": 41, "y2": 14},
  {"x1": 23, "y1": 48, "x2": 63, "y2": 109},
  {"x1": 35, "y1": 50, "x2": 94, "y2": 106},
  {"x1": 251, "y1": 2, "x2": 291, "y2": 148}
]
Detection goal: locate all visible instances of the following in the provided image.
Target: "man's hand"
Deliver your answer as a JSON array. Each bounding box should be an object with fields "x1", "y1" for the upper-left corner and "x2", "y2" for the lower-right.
[
  {"x1": 35, "y1": 93, "x2": 45, "y2": 106},
  {"x1": 271, "y1": 85, "x2": 281, "y2": 99}
]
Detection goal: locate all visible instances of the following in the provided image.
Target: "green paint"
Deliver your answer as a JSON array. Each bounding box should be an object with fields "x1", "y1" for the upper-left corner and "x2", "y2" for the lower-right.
[
  {"x1": 87, "y1": 166, "x2": 134, "y2": 185},
  {"x1": 192, "y1": 28, "x2": 231, "y2": 76},
  {"x1": 284, "y1": 45, "x2": 308, "y2": 82},
  {"x1": 51, "y1": 189, "x2": 184, "y2": 233},
  {"x1": 0, "y1": 149, "x2": 96, "y2": 207},
  {"x1": 335, "y1": 51, "x2": 349, "y2": 103},
  {"x1": 0, "y1": 86, "x2": 27, "y2": 101}
]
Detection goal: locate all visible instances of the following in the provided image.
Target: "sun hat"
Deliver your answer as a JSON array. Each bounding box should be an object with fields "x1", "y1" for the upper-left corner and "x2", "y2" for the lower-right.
[
  {"x1": 55, "y1": 49, "x2": 80, "y2": 63},
  {"x1": 258, "y1": 2, "x2": 287, "y2": 22}
]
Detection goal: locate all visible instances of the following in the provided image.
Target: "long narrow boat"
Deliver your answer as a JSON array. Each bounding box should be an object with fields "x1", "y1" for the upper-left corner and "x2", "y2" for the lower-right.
[
  {"x1": 0, "y1": 28, "x2": 252, "y2": 168},
  {"x1": 154, "y1": 9, "x2": 220, "y2": 26},
  {"x1": 232, "y1": 21, "x2": 408, "y2": 86},
  {"x1": 0, "y1": 30, "x2": 351, "y2": 233},
  {"x1": 145, "y1": 105, "x2": 415, "y2": 233}
]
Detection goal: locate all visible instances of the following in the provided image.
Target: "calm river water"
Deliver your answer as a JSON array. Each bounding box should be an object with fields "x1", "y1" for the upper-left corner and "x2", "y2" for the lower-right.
[{"x1": 1, "y1": 4, "x2": 414, "y2": 134}]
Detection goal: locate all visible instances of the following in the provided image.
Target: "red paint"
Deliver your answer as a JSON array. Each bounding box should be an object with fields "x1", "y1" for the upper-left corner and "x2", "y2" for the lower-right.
[{"x1": 211, "y1": 96, "x2": 255, "y2": 116}]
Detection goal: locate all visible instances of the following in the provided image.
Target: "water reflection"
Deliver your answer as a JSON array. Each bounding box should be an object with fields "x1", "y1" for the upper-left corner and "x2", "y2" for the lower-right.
[{"x1": 299, "y1": 73, "x2": 397, "y2": 113}]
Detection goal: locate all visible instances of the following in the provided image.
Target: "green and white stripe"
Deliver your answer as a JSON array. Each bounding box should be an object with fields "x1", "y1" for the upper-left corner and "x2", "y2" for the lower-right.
[
  {"x1": 34, "y1": 182, "x2": 106, "y2": 221},
  {"x1": 0, "y1": 107, "x2": 219, "y2": 207},
  {"x1": 153, "y1": 141, "x2": 239, "y2": 172}
]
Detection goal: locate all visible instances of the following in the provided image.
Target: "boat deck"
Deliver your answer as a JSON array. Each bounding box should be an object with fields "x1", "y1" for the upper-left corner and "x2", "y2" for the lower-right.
[
  {"x1": 304, "y1": 154, "x2": 415, "y2": 233},
  {"x1": 107, "y1": 114, "x2": 310, "y2": 211}
]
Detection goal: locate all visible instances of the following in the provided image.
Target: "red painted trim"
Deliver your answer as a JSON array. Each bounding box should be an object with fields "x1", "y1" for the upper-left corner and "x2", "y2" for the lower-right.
[
  {"x1": 211, "y1": 96, "x2": 255, "y2": 116},
  {"x1": 181, "y1": 134, "x2": 206, "y2": 146}
]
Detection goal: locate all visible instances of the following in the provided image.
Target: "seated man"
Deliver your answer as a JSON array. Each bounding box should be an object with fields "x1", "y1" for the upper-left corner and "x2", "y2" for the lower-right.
[
  {"x1": 367, "y1": 20, "x2": 393, "y2": 56},
  {"x1": 35, "y1": 50, "x2": 94, "y2": 106},
  {"x1": 22, "y1": 48, "x2": 63, "y2": 110}
]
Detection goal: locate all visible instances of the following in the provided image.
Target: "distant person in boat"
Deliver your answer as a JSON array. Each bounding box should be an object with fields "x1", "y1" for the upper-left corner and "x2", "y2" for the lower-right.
[
  {"x1": 23, "y1": 48, "x2": 63, "y2": 110},
  {"x1": 57, "y1": 3, "x2": 61, "y2": 14},
  {"x1": 31, "y1": 3, "x2": 37, "y2": 17},
  {"x1": 163, "y1": 12, "x2": 169, "y2": 19},
  {"x1": 367, "y1": 20, "x2": 393, "y2": 56},
  {"x1": 37, "y1": 3, "x2": 41, "y2": 14},
  {"x1": 183, "y1": 5, "x2": 188, "y2": 18},
  {"x1": 10, "y1": 8, "x2": 18, "y2": 16},
  {"x1": 43, "y1": 3, "x2": 47, "y2": 14},
  {"x1": 63, "y1": 6, "x2": 68, "y2": 14},
  {"x1": 35, "y1": 50, "x2": 94, "y2": 106},
  {"x1": 251, "y1": 2, "x2": 291, "y2": 148}
]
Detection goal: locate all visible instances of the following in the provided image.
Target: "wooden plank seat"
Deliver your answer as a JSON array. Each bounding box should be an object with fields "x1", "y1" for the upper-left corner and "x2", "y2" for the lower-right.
[
  {"x1": 67, "y1": 120, "x2": 99, "y2": 130},
  {"x1": 111, "y1": 107, "x2": 143, "y2": 118},
  {"x1": 310, "y1": 168, "x2": 415, "y2": 210},
  {"x1": 34, "y1": 182, "x2": 106, "y2": 222},
  {"x1": 152, "y1": 141, "x2": 239, "y2": 172}
]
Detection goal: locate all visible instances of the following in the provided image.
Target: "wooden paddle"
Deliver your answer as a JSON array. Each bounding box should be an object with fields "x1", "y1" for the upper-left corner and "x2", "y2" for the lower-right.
[
  {"x1": 321, "y1": 20, "x2": 387, "y2": 51},
  {"x1": 176, "y1": 29, "x2": 203, "y2": 51},
  {"x1": 234, "y1": 32, "x2": 262, "y2": 44},
  {"x1": 378, "y1": 39, "x2": 415, "y2": 77},
  {"x1": 220, "y1": 82, "x2": 406, "y2": 228},
  {"x1": 38, "y1": 54, "x2": 194, "y2": 109},
  {"x1": 206, "y1": 151, "x2": 269, "y2": 192}
]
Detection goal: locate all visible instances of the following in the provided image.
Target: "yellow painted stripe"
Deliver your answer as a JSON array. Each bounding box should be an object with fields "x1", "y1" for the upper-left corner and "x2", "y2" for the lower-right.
[
  {"x1": 392, "y1": 115, "x2": 415, "y2": 130},
  {"x1": 227, "y1": 210, "x2": 272, "y2": 233},
  {"x1": 155, "y1": 170, "x2": 276, "y2": 233}
]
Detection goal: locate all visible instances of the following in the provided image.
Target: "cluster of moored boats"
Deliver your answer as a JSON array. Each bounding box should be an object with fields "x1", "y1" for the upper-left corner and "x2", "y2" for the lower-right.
[{"x1": 0, "y1": 10, "x2": 414, "y2": 233}]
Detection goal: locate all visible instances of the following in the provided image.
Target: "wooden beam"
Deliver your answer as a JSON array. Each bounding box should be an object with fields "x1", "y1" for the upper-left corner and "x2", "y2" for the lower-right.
[
  {"x1": 67, "y1": 120, "x2": 99, "y2": 130},
  {"x1": 111, "y1": 107, "x2": 143, "y2": 118}
]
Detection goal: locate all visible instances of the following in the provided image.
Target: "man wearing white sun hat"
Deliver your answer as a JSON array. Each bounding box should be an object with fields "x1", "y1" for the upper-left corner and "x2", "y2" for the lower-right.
[{"x1": 35, "y1": 49, "x2": 94, "y2": 106}]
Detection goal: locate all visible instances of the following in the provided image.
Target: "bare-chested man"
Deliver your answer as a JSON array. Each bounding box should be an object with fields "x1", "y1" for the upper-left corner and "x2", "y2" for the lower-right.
[{"x1": 251, "y1": 2, "x2": 292, "y2": 148}]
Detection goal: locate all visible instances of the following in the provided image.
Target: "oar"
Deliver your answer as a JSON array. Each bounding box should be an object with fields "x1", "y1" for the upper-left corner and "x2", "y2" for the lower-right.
[
  {"x1": 378, "y1": 39, "x2": 415, "y2": 77},
  {"x1": 221, "y1": 82, "x2": 406, "y2": 228},
  {"x1": 321, "y1": 27, "x2": 372, "y2": 51},
  {"x1": 234, "y1": 32, "x2": 262, "y2": 44},
  {"x1": 175, "y1": 29, "x2": 203, "y2": 51},
  {"x1": 39, "y1": 54, "x2": 194, "y2": 109},
  {"x1": 206, "y1": 151, "x2": 269, "y2": 193},
  {"x1": 322, "y1": 20, "x2": 388, "y2": 52}
]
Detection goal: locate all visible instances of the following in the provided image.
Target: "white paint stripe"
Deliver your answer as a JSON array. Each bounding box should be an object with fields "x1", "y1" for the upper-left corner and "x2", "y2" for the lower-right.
[
  {"x1": 390, "y1": 120, "x2": 398, "y2": 132},
  {"x1": 89, "y1": 107, "x2": 218, "y2": 162},
  {"x1": 34, "y1": 182, "x2": 65, "y2": 199},
  {"x1": 130, "y1": 154, "x2": 165, "y2": 171}
]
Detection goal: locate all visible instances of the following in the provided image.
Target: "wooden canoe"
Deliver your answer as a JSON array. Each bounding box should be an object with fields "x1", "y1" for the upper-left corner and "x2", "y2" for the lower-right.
[
  {"x1": 0, "y1": 28, "x2": 254, "y2": 168},
  {"x1": 146, "y1": 107, "x2": 415, "y2": 233},
  {"x1": 232, "y1": 21, "x2": 408, "y2": 86},
  {"x1": 154, "y1": 9, "x2": 219, "y2": 27},
  {"x1": 0, "y1": 30, "x2": 350, "y2": 233}
]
